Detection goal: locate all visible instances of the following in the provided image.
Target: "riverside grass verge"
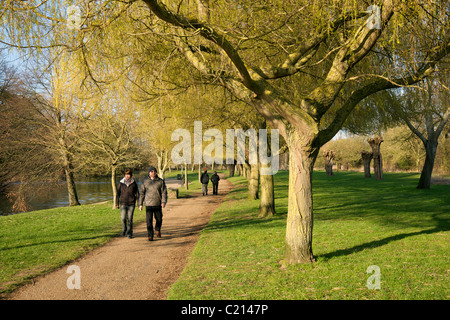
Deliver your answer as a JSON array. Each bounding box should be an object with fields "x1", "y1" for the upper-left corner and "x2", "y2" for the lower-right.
[
  {"x1": 0, "y1": 201, "x2": 135, "y2": 297},
  {"x1": 0, "y1": 170, "x2": 203, "y2": 297},
  {"x1": 167, "y1": 171, "x2": 449, "y2": 300}
]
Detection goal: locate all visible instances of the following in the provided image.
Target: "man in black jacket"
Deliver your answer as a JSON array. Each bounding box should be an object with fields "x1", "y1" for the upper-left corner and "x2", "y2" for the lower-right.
[
  {"x1": 211, "y1": 171, "x2": 220, "y2": 195},
  {"x1": 115, "y1": 169, "x2": 140, "y2": 239},
  {"x1": 201, "y1": 168, "x2": 209, "y2": 196}
]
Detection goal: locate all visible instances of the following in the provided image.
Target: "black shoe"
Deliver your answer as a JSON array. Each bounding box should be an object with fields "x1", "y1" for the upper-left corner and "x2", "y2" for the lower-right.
[
  {"x1": 148, "y1": 236, "x2": 153, "y2": 241},
  {"x1": 128, "y1": 235, "x2": 133, "y2": 239}
]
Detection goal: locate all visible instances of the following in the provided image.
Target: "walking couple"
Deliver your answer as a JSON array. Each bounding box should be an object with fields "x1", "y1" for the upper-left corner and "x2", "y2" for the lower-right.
[{"x1": 115, "y1": 166, "x2": 167, "y2": 241}]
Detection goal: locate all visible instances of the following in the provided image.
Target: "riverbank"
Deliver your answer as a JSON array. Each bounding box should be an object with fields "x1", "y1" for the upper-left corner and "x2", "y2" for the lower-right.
[{"x1": 0, "y1": 170, "x2": 201, "y2": 216}]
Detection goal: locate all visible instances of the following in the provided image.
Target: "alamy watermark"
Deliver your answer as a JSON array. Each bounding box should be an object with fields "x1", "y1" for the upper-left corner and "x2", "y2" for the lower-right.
[
  {"x1": 366, "y1": 5, "x2": 382, "y2": 30},
  {"x1": 66, "y1": 4, "x2": 82, "y2": 30},
  {"x1": 171, "y1": 121, "x2": 279, "y2": 175},
  {"x1": 66, "y1": 264, "x2": 81, "y2": 289},
  {"x1": 64, "y1": 3, "x2": 381, "y2": 31},
  {"x1": 366, "y1": 265, "x2": 381, "y2": 290}
]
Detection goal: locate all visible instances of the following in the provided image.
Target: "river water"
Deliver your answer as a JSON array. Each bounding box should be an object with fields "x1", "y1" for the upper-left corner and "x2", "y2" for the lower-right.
[
  {"x1": 0, "y1": 175, "x2": 186, "y2": 216},
  {"x1": 0, "y1": 177, "x2": 119, "y2": 216}
]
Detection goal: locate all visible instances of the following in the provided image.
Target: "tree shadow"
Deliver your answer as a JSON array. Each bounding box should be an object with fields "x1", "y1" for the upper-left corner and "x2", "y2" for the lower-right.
[
  {"x1": 1, "y1": 234, "x2": 115, "y2": 251},
  {"x1": 317, "y1": 213, "x2": 449, "y2": 262}
]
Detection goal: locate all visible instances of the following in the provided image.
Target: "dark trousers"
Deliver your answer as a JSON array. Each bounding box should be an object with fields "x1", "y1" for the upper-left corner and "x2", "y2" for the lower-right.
[
  {"x1": 120, "y1": 205, "x2": 135, "y2": 236},
  {"x1": 145, "y1": 206, "x2": 163, "y2": 237},
  {"x1": 212, "y1": 183, "x2": 219, "y2": 195}
]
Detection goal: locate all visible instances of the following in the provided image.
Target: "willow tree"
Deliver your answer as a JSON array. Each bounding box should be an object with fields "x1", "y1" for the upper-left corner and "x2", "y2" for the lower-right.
[
  {"x1": 3, "y1": 0, "x2": 448, "y2": 264},
  {"x1": 139, "y1": 0, "x2": 449, "y2": 264},
  {"x1": 77, "y1": 87, "x2": 142, "y2": 208},
  {"x1": 29, "y1": 51, "x2": 86, "y2": 206}
]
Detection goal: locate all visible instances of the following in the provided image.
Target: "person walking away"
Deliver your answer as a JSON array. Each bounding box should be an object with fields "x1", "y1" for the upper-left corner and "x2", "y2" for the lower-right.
[
  {"x1": 139, "y1": 166, "x2": 167, "y2": 241},
  {"x1": 201, "y1": 168, "x2": 209, "y2": 196},
  {"x1": 115, "y1": 169, "x2": 139, "y2": 239},
  {"x1": 211, "y1": 171, "x2": 220, "y2": 195}
]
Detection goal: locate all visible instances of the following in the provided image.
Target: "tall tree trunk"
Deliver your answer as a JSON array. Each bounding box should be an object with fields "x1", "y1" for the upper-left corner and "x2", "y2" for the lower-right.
[
  {"x1": 111, "y1": 164, "x2": 117, "y2": 209},
  {"x1": 248, "y1": 163, "x2": 259, "y2": 200},
  {"x1": 65, "y1": 167, "x2": 80, "y2": 206},
  {"x1": 156, "y1": 150, "x2": 168, "y2": 179},
  {"x1": 417, "y1": 139, "x2": 438, "y2": 189},
  {"x1": 227, "y1": 163, "x2": 235, "y2": 177},
  {"x1": 59, "y1": 135, "x2": 80, "y2": 206},
  {"x1": 62, "y1": 151, "x2": 80, "y2": 207},
  {"x1": 243, "y1": 162, "x2": 249, "y2": 178},
  {"x1": 361, "y1": 151, "x2": 373, "y2": 178},
  {"x1": 259, "y1": 163, "x2": 275, "y2": 217},
  {"x1": 284, "y1": 132, "x2": 317, "y2": 264}
]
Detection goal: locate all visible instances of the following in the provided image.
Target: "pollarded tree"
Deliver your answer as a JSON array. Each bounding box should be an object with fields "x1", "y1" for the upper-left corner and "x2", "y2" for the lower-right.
[
  {"x1": 323, "y1": 150, "x2": 336, "y2": 176},
  {"x1": 368, "y1": 136, "x2": 384, "y2": 180}
]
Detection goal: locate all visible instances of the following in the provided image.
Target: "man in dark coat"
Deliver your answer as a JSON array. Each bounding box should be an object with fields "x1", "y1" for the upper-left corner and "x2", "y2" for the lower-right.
[
  {"x1": 115, "y1": 169, "x2": 140, "y2": 239},
  {"x1": 139, "y1": 166, "x2": 167, "y2": 241},
  {"x1": 201, "y1": 168, "x2": 209, "y2": 196},
  {"x1": 211, "y1": 171, "x2": 220, "y2": 195}
]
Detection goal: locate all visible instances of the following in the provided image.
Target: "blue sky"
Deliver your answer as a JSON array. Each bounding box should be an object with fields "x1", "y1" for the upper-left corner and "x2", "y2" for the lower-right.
[{"x1": 1, "y1": 47, "x2": 28, "y2": 71}]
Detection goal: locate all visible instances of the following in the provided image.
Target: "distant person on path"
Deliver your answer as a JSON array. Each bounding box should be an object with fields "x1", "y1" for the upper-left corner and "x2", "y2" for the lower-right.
[
  {"x1": 115, "y1": 169, "x2": 139, "y2": 239},
  {"x1": 139, "y1": 166, "x2": 167, "y2": 241},
  {"x1": 201, "y1": 168, "x2": 209, "y2": 196},
  {"x1": 211, "y1": 171, "x2": 220, "y2": 195}
]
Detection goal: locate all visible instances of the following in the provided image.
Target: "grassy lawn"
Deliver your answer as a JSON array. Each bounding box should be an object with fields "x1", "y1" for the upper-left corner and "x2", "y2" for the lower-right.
[{"x1": 167, "y1": 171, "x2": 449, "y2": 300}]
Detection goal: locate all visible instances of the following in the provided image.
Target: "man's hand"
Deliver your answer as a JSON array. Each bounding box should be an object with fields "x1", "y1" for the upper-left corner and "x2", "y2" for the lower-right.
[
  {"x1": 139, "y1": 205, "x2": 143, "y2": 211},
  {"x1": 161, "y1": 203, "x2": 166, "y2": 209}
]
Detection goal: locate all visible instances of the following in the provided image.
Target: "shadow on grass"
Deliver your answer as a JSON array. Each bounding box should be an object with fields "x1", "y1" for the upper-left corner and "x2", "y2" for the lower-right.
[
  {"x1": 317, "y1": 226, "x2": 448, "y2": 262},
  {"x1": 318, "y1": 212, "x2": 449, "y2": 261},
  {"x1": 1, "y1": 234, "x2": 116, "y2": 251}
]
